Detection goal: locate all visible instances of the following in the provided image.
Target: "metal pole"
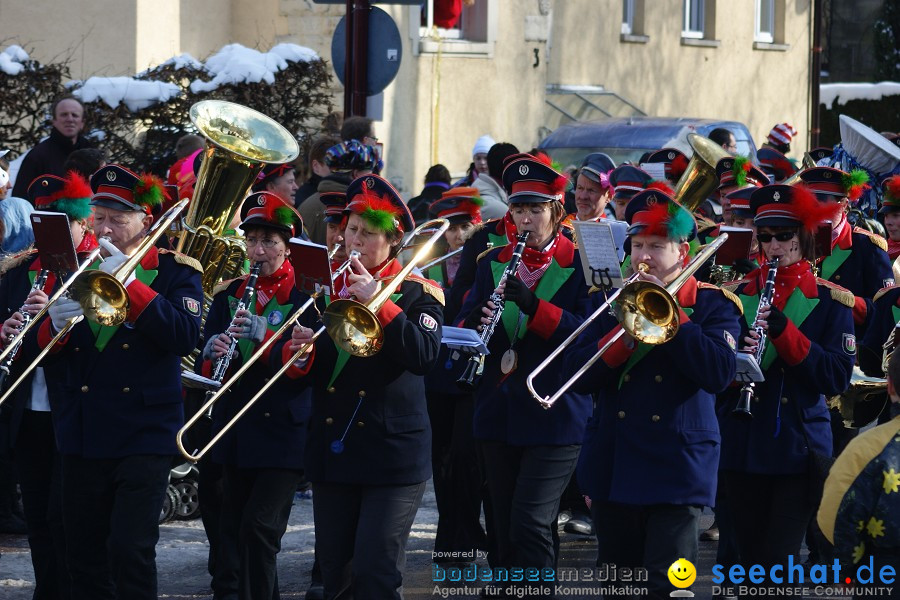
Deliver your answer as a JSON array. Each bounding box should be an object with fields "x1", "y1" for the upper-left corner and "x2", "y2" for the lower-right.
[
  {"x1": 810, "y1": 0, "x2": 822, "y2": 148},
  {"x1": 344, "y1": 0, "x2": 369, "y2": 117}
]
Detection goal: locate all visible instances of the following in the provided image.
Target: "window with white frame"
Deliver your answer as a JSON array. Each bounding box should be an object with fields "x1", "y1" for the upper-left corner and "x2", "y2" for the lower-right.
[
  {"x1": 411, "y1": 0, "x2": 497, "y2": 56},
  {"x1": 682, "y1": 0, "x2": 705, "y2": 39},
  {"x1": 755, "y1": 0, "x2": 775, "y2": 43},
  {"x1": 622, "y1": 0, "x2": 635, "y2": 35}
]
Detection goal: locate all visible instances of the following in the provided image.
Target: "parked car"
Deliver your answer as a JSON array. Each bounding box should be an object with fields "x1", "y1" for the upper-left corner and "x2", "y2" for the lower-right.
[{"x1": 537, "y1": 117, "x2": 758, "y2": 170}]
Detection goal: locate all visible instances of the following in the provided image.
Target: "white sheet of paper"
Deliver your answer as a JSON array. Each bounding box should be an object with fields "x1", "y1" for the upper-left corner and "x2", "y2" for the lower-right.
[
  {"x1": 441, "y1": 326, "x2": 489, "y2": 355},
  {"x1": 573, "y1": 220, "x2": 625, "y2": 290}
]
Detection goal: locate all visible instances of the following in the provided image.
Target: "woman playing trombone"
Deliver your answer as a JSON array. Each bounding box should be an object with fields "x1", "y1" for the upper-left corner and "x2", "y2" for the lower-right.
[
  {"x1": 568, "y1": 189, "x2": 743, "y2": 598},
  {"x1": 0, "y1": 171, "x2": 97, "y2": 600},
  {"x1": 283, "y1": 174, "x2": 443, "y2": 600},
  {"x1": 198, "y1": 192, "x2": 313, "y2": 600},
  {"x1": 719, "y1": 184, "x2": 855, "y2": 573},
  {"x1": 455, "y1": 153, "x2": 591, "y2": 591}
]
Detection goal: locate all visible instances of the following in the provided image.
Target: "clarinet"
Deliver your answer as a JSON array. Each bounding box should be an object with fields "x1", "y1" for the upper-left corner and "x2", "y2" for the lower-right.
[
  {"x1": 206, "y1": 262, "x2": 262, "y2": 418},
  {"x1": 0, "y1": 269, "x2": 49, "y2": 391},
  {"x1": 732, "y1": 257, "x2": 779, "y2": 420},
  {"x1": 457, "y1": 232, "x2": 530, "y2": 391}
]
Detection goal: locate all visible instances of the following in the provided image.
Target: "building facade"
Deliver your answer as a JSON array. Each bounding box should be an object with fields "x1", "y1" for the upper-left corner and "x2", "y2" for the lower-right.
[{"x1": 2, "y1": 0, "x2": 812, "y2": 196}]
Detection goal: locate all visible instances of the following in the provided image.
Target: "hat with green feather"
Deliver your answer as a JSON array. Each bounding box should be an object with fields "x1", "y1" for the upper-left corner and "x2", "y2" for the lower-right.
[
  {"x1": 28, "y1": 171, "x2": 93, "y2": 221},
  {"x1": 715, "y1": 156, "x2": 768, "y2": 190},
  {"x1": 624, "y1": 189, "x2": 697, "y2": 242},
  {"x1": 239, "y1": 191, "x2": 303, "y2": 237},
  {"x1": 90, "y1": 164, "x2": 168, "y2": 216},
  {"x1": 344, "y1": 174, "x2": 415, "y2": 234}
]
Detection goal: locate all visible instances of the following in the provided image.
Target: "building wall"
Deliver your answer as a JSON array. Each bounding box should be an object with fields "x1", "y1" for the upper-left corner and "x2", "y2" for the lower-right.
[{"x1": 0, "y1": 0, "x2": 814, "y2": 197}]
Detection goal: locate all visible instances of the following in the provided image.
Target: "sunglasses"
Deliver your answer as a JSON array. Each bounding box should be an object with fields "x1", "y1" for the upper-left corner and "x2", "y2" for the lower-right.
[{"x1": 756, "y1": 231, "x2": 797, "y2": 243}]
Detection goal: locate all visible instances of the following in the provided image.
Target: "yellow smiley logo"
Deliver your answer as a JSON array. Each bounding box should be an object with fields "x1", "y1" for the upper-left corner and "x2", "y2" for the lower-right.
[{"x1": 667, "y1": 558, "x2": 696, "y2": 589}]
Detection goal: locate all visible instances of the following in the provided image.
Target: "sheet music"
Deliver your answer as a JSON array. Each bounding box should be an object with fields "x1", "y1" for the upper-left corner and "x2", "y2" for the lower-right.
[{"x1": 573, "y1": 220, "x2": 625, "y2": 290}]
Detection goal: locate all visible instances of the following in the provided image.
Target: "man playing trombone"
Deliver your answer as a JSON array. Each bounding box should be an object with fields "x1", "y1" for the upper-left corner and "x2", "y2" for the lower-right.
[
  {"x1": 197, "y1": 192, "x2": 313, "y2": 600},
  {"x1": 569, "y1": 189, "x2": 742, "y2": 598},
  {"x1": 0, "y1": 171, "x2": 98, "y2": 600},
  {"x1": 30, "y1": 164, "x2": 203, "y2": 600}
]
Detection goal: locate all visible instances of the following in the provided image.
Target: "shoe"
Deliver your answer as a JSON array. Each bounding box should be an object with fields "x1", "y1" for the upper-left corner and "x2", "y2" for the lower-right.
[
  {"x1": 564, "y1": 513, "x2": 594, "y2": 536},
  {"x1": 0, "y1": 514, "x2": 27, "y2": 535},
  {"x1": 700, "y1": 521, "x2": 719, "y2": 542},
  {"x1": 557, "y1": 510, "x2": 572, "y2": 526},
  {"x1": 305, "y1": 583, "x2": 324, "y2": 600}
]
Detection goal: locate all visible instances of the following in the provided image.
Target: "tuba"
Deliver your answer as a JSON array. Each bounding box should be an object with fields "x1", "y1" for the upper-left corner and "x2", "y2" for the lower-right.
[
  {"x1": 673, "y1": 133, "x2": 730, "y2": 212},
  {"x1": 176, "y1": 100, "x2": 299, "y2": 295},
  {"x1": 175, "y1": 100, "x2": 299, "y2": 371}
]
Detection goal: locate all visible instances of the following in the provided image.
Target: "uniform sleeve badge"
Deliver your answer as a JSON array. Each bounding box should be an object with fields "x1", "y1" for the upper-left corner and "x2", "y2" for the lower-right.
[
  {"x1": 267, "y1": 310, "x2": 284, "y2": 326},
  {"x1": 843, "y1": 333, "x2": 857, "y2": 355},
  {"x1": 884, "y1": 279, "x2": 895, "y2": 289},
  {"x1": 183, "y1": 297, "x2": 201, "y2": 316},
  {"x1": 419, "y1": 313, "x2": 438, "y2": 332},
  {"x1": 724, "y1": 330, "x2": 737, "y2": 351}
]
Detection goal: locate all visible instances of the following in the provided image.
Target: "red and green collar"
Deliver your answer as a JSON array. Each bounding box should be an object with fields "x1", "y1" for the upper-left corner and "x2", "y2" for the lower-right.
[{"x1": 497, "y1": 232, "x2": 575, "y2": 269}]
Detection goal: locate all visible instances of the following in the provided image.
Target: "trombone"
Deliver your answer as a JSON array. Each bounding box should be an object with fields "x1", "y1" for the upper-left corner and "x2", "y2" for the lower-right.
[
  {"x1": 527, "y1": 234, "x2": 729, "y2": 409},
  {"x1": 176, "y1": 249, "x2": 360, "y2": 462},
  {"x1": 420, "y1": 246, "x2": 464, "y2": 271},
  {"x1": 0, "y1": 200, "x2": 189, "y2": 407},
  {"x1": 176, "y1": 218, "x2": 450, "y2": 462}
]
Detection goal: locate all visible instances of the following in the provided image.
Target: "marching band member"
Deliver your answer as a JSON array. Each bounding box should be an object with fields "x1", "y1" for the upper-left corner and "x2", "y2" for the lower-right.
[
  {"x1": 570, "y1": 189, "x2": 742, "y2": 598},
  {"x1": 800, "y1": 166, "x2": 893, "y2": 338},
  {"x1": 424, "y1": 189, "x2": 488, "y2": 564},
  {"x1": 714, "y1": 156, "x2": 769, "y2": 227},
  {"x1": 639, "y1": 148, "x2": 688, "y2": 187},
  {"x1": 456, "y1": 154, "x2": 591, "y2": 591},
  {"x1": 564, "y1": 153, "x2": 615, "y2": 224},
  {"x1": 878, "y1": 175, "x2": 900, "y2": 260},
  {"x1": 608, "y1": 164, "x2": 654, "y2": 222},
  {"x1": 200, "y1": 192, "x2": 312, "y2": 600},
  {"x1": 321, "y1": 189, "x2": 348, "y2": 265},
  {"x1": 31, "y1": 165, "x2": 203, "y2": 600},
  {"x1": 757, "y1": 146, "x2": 798, "y2": 183},
  {"x1": 0, "y1": 171, "x2": 97, "y2": 600},
  {"x1": 282, "y1": 174, "x2": 443, "y2": 599},
  {"x1": 720, "y1": 184, "x2": 855, "y2": 571}
]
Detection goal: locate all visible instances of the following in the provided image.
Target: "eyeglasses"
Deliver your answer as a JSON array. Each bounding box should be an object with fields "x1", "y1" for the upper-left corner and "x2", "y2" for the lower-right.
[
  {"x1": 510, "y1": 206, "x2": 549, "y2": 216},
  {"x1": 245, "y1": 238, "x2": 280, "y2": 249},
  {"x1": 756, "y1": 231, "x2": 797, "y2": 243}
]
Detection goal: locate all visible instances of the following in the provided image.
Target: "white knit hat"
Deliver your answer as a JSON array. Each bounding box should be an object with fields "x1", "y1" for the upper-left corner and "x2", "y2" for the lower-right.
[{"x1": 472, "y1": 134, "x2": 496, "y2": 157}]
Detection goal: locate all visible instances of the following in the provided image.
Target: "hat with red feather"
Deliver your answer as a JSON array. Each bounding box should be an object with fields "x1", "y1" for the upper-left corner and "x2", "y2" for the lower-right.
[
  {"x1": 641, "y1": 148, "x2": 689, "y2": 184},
  {"x1": 28, "y1": 171, "x2": 93, "y2": 221},
  {"x1": 716, "y1": 156, "x2": 769, "y2": 190},
  {"x1": 239, "y1": 191, "x2": 303, "y2": 237},
  {"x1": 501, "y1": 153, "x2": 568, "y2": 204},
  {"x1": 757, "y1": 147, "x2": 798, "y2": 183},
  {"x1": 252, "y1": 163, "x2": 295, "y2": 192},
  {"x1": 751, "y1": 184, "x2": 834, "y2": 230},
  {"x1": 799, "y1": 166, "x2": 870, "y2": 203},
  {"x1": 878, "y1": 175, "x2": 900, "y2": 215},
  {"x1": 90, "y1": 164, "x2": 168, "y2": 216},
  {"x1": 344, "y1": 174, "x2": 415, "y2": 234},
  {"x1": 624, "y1": 189, "x2": 697, "y2": 242},
  {"x1": 429, "y1": 187, "x2": 484, "y2": 225}
]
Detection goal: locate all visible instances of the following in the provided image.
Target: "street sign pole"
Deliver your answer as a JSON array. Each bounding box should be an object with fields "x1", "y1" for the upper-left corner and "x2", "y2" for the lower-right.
[{"x1": 344, "y1": 0, "x2": 370, "y2": 117}]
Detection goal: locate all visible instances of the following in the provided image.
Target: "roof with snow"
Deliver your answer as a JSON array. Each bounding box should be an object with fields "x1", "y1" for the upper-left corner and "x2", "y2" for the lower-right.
[{"x1": 820, "y1": 82, "x2": 900, "y2": 110}]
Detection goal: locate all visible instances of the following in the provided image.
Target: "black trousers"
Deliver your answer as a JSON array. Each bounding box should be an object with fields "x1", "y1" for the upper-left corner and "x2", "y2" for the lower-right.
[
  {"x1": 14, "y1": 410, "x2": 69, "y2": 600},
  {"x1": 313, "y1": 481, "x2": 425, "y2": 600},
  {"x1": 723, "y1": 471, "x2": 813, "y2": 567},
  {"x1": 592, "y1": 502, "x2": 701, "y2": 600},
  {"x1": 221, "y1": 466, "x2": 301, "y2": 600},
  {"x1": 426, "y1": 391, "x2": 487, "y2": 557},
  {"x1": 61, "y1": 454, "x2": 171, "y2": 600},
  {"x1": 199, "y1": 457, "x2": 240, "y2": 600},
  {"x1": 479, "y1": 442, "x2": 579, "y2": 571}
]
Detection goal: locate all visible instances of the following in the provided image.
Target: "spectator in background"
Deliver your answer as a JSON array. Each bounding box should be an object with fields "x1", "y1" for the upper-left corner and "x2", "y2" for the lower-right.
[
  {"x1": 473, "y1": 142, "x2": 519, "y2": 220},
  {"x1": 63, "y1": 147, "x2": 107, "y2": 180},
  {"x1": 407, "y1": 164, "x2": 451, "y2": 224},
  {"x1": 456, "y1": 135, "x2": 495, "y2": 187},
  {"x1": 341, "y1": 116, "x2": 376, "y2": 147},
  {"x1": 295, "y1": 136, "x2": 340, "y2": 209},
  {"x1": 13, "y1": 96, "x2": 92, "y2": 199},
  {"x1": 761, "y1": 123, "x2": 798, "y2": 157},
  {"x1": 0, "y1": 154, "x2": 34, "y2": 254},
  {"x1": 708, "y1": 127, "x2": 737, "y2": 156}
]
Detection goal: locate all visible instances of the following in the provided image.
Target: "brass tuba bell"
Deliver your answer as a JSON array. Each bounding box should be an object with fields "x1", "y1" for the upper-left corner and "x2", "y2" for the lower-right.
[{"x1": 673, "y1": 133, "x2": 730, "y2": 212}]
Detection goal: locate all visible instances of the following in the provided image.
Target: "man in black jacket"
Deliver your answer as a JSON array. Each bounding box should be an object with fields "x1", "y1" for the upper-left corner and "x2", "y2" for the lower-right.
[{"x1": 13, "y1": 96, "x2": 91, "y2": 199}]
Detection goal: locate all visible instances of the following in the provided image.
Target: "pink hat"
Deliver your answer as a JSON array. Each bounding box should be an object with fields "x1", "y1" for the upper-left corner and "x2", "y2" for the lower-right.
[{"x1": 767, "y1": 123, "x2": 797, "y2": 147}]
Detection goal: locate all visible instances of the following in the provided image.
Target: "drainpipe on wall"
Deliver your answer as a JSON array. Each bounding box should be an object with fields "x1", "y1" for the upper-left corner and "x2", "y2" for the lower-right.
[{"x1": 810, "y1": 0, "x2": 822, "y2": 148}]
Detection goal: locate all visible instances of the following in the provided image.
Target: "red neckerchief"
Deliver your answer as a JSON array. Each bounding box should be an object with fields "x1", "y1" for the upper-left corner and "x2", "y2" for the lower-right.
[
  {"x1": 674, "y1": 276, "x2": 698, "y2": 308},
  {"x1": 333, "y1": 256, "x2": 399, "y2": 299},
  {"x1": 77, "y1": 232, "x2": 99, "y2": 253},
  {"x1": 237, "y1": 259, "x2": 293, "y2": 310},
  {"x1": 744, "y1": 260, "x2": 816, "y2": 309},
  {"x1": 832, "y1": 216, "x2": 852, "y2": 250},
  {"x1": 497, "y1": 232, "x2": 575, "y2": 289},
  {"x1": 497, "y1": 213, "x2": 518, "y2": 244},
  {"x1": 888, "y1": 239, "x2": 900, "y2": 261}
]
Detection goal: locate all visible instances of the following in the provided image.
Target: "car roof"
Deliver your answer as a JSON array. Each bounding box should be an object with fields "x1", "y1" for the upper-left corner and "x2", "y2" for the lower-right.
[{"x1": 538, "y1": 117, "x2": 757, "y2": 167}]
